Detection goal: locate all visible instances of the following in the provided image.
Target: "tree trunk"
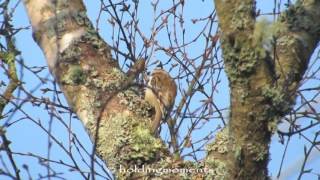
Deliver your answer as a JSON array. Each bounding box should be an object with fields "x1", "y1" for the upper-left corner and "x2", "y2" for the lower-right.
[
  {"x1": 23, "y1": 0, "x2": 320, "y2": 179},
  {"x1": 209, "y1": 0, "x2": 320, "y2": 179}
]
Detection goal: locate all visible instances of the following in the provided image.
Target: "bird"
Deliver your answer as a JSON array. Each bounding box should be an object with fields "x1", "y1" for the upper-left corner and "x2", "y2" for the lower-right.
[{"x1": 145, "y1": 67, "x2": 177, "y2": 135}]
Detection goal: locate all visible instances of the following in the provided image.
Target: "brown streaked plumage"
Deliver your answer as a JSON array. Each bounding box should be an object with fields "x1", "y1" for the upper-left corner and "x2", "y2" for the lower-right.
[{"x1": 145, "y1": 68, "x2": 177, "y2": 135}]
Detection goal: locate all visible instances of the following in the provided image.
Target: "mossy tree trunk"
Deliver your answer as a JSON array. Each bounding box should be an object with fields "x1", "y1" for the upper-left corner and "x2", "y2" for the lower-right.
[
  {"x1": 23, "y1": 0, "x2": 320, "y2": 179},
  {"x1": 208, "y1": 0, "x2": 320, "y2": 179}
]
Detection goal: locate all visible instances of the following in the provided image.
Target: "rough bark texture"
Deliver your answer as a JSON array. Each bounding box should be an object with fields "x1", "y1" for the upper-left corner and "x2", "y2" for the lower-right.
[
  {"x1": 22, "y1": 0, "x2": 181, "y2": 179},
  {"x1": 210, "y1": 0, "x2": 320, "y2": 179},
  {"x1": 23, "y1": 0, "x2": 320, "y2": 179}
]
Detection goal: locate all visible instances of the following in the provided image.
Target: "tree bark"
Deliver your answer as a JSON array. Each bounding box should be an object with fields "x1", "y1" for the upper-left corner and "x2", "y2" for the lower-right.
[
  {"x1": 210, "y1": 0, "x2": 320, "y2": 179},
  {"x1": 22, "y1": 0, "x2": 320, "y2": 179},
  {"x1": 22, "y1": 0, "x2": 178, "y2": 179}
]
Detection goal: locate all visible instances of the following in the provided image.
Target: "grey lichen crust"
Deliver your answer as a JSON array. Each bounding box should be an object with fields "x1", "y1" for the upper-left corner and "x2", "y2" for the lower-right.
[
  {"x1": 205, "y1": 128, "x2": 229, "y2": 180},
  {"x1": 205, "y1": 127, "x2": 269, "y2": 179},
  {"x1": 118, "y1": 89, "x2": 154, "y2": 118},
  {"x1": 204, "y1": 157, "x2": 227, "y2": 180},
  {"x1": 281, "y1": 1, "x2": 320, "y2": 34},
  {"x1": 230, "y1": 2, "x2": 254, "y2": 30},
  {"x1": 222, "y1": 39, "x2": 258, "y2": 84},
  {"x1": 261, "y1": 86, "x2": 291, "y2": 133},
  {"x1": 246, "y1": 142, "x2": 268, "y2": 162},
  {"x1": 207, "y1": 128, "x2": 230, "y2": 155},
  {"x1": 93, "y1": 112, "x2": 166, "y2": 179},
  {"x1": 84, "y1": 67, "x2": 128, "y2": 92}
]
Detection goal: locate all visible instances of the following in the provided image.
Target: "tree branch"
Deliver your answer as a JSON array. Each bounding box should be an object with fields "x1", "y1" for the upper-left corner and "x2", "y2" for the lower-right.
[
  {"x1": 275, "y1": 0, "x2": 320, "y2": 100},
  {"x1": 22, "y1": 0, "x2": 201, "y2": 179},
  {"x1": 211, "y1": 0, "x2": 320, "y2": 179}
]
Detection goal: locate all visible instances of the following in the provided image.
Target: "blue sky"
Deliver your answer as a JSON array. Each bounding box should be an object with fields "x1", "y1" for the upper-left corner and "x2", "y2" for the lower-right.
[{"x1": 0, "y1": 0, "x2": 319, "y2": 180}]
